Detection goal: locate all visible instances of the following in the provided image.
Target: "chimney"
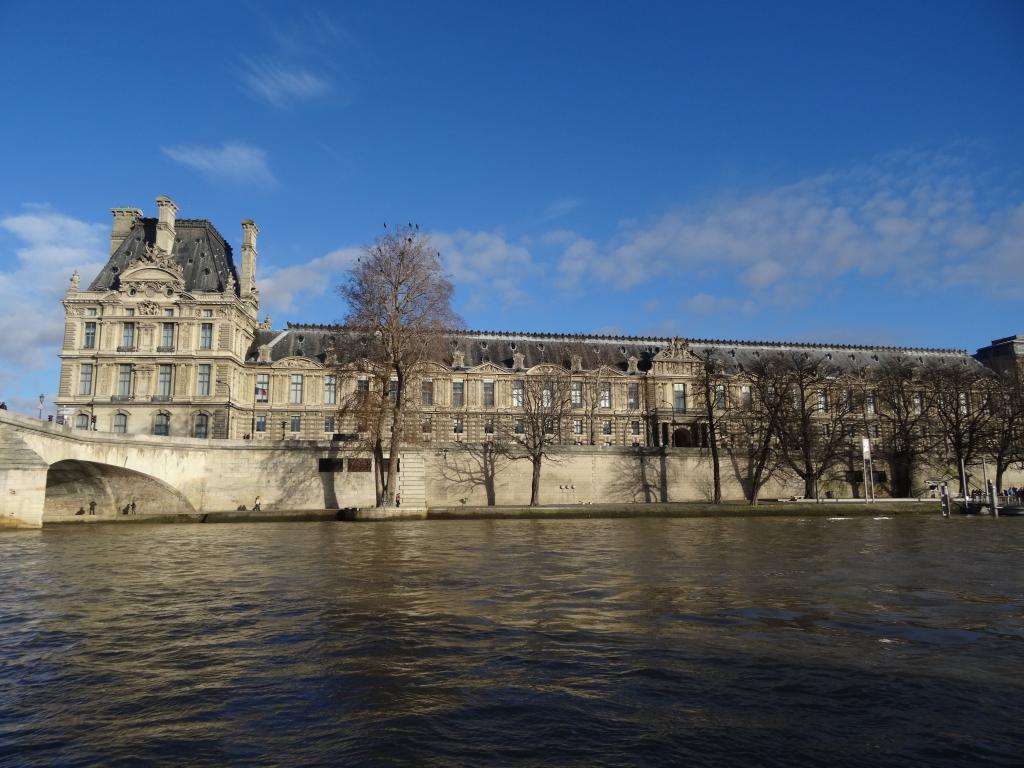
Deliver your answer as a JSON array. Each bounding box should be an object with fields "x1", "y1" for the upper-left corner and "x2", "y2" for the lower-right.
[
  {"x1": 241, "y1": 219, "x2": 260, "y2": 296},
  {"x1": 155, "y1": 196, "x2": 179, "y2": 255},
  {"x1": 109, "y1": 208, "x2": 143, "y2": 255}
]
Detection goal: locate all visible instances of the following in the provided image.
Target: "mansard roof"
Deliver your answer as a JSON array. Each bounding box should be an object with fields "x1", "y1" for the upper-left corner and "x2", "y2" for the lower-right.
[
  {"x1": 246, "y1": 324, "x2": 977, "y2": 374},
  {"x1": 88, "y1": 218, "x2": 240, "y2": 295}
]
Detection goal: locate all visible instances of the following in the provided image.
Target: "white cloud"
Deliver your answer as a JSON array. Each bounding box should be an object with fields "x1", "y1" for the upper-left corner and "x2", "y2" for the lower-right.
[
  {"x1": 161, "y1": 142, "x2": 275, "y2": 185},
  {"x1": 560, "y1": 149, "x2": 1024, "y2": 301},
  {"x1": 0, "y1": 208, "x2": 106, "y2": 374},
  {"x1": 259, "y1": 247, "x2": 361, "y2": 314},
  {"x1": 240, "y1": 58, "x2": 331, "y2": 108},
  {"x1": 429, "y1": 230, "x2": 538, "y2": 306},
  {"x1": 539, "y1": 198, "x2": 580, "y2": 222}
]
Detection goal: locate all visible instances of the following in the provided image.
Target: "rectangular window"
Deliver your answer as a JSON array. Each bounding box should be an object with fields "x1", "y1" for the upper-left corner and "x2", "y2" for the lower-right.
[
  {"x1": 200, "y1": 323, "x2": 213, "y2": 350},
  {"x1": 113, "y1": 413, "x2": 127, "y2": 433},
  {"x1": 913, "y1": 392, "x2": 923, "y2": 416},
  {"x1": 673, "y1": 383, "x2": 686, "y2": 412},
  {"x1": 483, "y1": 380, "x2": 495, "y2": 407},
  {"x1": 627, "y1": 382, "x2": 639, "y2": 409},
  {"x1": 484, "y1": 418, "x2": 494, "y2": 434},
  {"x1": 958, "y1": 392, "x2": 969, "y2": 416},
  {"x1": 865, "y1": 392, "x2": 876, "y2": 415},
  {"x1": 163, "y1": 308, "x2": 174, "y2": 317},
  {"x1": 631, "y1": 420, "x2": 641, "y2": 436},
  {"x1": 291, "y1": 415, "x2": 301, "y2": 433},
  {"x1": 453, "y1": 416, "x2": 464, "y2": 434},
  {"x1": 197, "y1": 364, "x2": 211, "y2": 396},
  {"x1": 86, "y1": 307, "x2": 97, "y2": 317},
  {"x1": 388, "y1": 379, "x2": 398, "y2": 404},
  {"x1": 161, "y1": 323, "x2": 174, "y2": 349},
  {"x1": 421, "y1": 417, "x2": 432, "y2": 433},
  {"x1": 573, "y1": 418, "x2": 583, "y2": 435},
  {"x1": 121, "y1": 322, "x2": 135, "y2": 349},
  {"x1": 78, "y1": 364, "x2": 93, "y2": 395},
  {"x1": 324, "y1": 416, "x2": 335, "y2": 433},
  {"x1": 83, "y1": 322, "x2": 96, "y2": 349},
  {"x1": 357, "y1": 377, "x2": 369, "y2": 394},
  {"x1": 571, "y1": 381, "x2": 583, "y2": 408},
  {"x1": 324, "y1": 376, "x2": 337, "y2": 405},
  {"x1": 289, "y1": 374, "x2": 303, "y2": 404},
  {"x1": 421, "y1": 379, "x2": 434, "y2": 406},
  {"x1": 116, "y1": 364, "x2": 132, "y2": 397},
  {"x1": 816, "y1": 389, "x2": 828, "y2": 413},
  {"x1": 514, "y1": 419, "x2": 524, "y2": 434},
  {"x1": 452, "y1": 380, "x2": 464, "y2": 407},
  {"x1": 255, "y1": 415, "x2": 266, "y2": 433},
  {"x1": 125, "y1": 308, "x2": 135, "y2": 317},
  {"x1": 543, "y1": 418, "x2": 555, "y2": 435},
  {"x1": 740, "y1": 385, "x2": 752, "y2": 409},
  {"x1": 76, "y1": 414, "x2": 90, "y2": 430},
  {"x1": 715, "y1": 384, "x2": 727, "y2": 411},
  {"x1": 256, "y1": 373, "x2": 269, "y2": 403},
  {"x1": 542, "y1": 383, "x2": 552, "y2": 407},
  {"x1": 202, "y1": 309, "x2": 213, "y2": 318},
  {"x1": 602, "y1": 419, "x2": 612, "y2": 435},
  {"x1": 512, "y1": 380, "x2": 524, "y2": 407},
  {"x1": 599, "y1": 382, "x2": 612, "y2": 409},
  {"x1": 158, "y1": 365, "x2": 172, "y2": 397}
]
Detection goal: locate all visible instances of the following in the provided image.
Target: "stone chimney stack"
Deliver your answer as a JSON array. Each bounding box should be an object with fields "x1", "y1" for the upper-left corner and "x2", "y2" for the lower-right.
[
  {"x1": 109, "y1": 208, "x2": 143, "y2": 255},
  {"x1": 155, "y1": 196, "x2": 179, "y2": 256},
  {"x1": 241, "y1": 219, "x2": 260, "y2": 296}
]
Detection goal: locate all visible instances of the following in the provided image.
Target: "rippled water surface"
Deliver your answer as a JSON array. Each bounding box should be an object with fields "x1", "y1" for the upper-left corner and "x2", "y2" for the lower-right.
[{"x1": 1, "y1": 516, "x2": 1022, "y2": 767}]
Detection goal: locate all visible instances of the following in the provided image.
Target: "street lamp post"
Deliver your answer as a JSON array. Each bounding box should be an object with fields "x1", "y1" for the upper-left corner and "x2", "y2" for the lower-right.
[{"x1": 37, "y1": 394, "x2": 44, "y2": 420}]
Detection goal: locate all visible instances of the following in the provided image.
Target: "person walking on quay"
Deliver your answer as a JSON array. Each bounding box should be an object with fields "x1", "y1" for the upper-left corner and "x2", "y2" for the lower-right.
[
  {"x1": 130, "y1": 499, "x2": 136, "y2": 514},
  {"x1": 88, "y1": 500, "x2": 96, "y2": 515},
  {"x1": 0, "y1": 401, "x2": 7, "y2": 410},
  {"x1": 395, "y1": 493, "x2": 401, "y2": 508},
  {"x1": 253, "y1": 496, "x2": 262, "y2": 512}
]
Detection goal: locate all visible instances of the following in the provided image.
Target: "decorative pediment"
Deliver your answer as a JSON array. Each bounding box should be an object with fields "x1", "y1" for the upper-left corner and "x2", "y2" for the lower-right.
[
  {"x1": 467, "y1": 361, "x2": 508, "y2": 375},
  {"x1": 271, "y1": 356, "x2": 324, "y2": 370},
  {"x1": 526, "y1": 363, "x2": 569, "y2": 376},
  {"x1": 591, "y1": 364, "x2": 628, "y2": 378},
  {"x1": 654, "y1": 337, "x2": 693, "y2": 362}
]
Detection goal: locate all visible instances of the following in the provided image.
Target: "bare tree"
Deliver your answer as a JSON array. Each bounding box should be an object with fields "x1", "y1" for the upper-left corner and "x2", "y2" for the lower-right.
[
  {"x1": 857, "y1": 357, "x2": 933, "y2": 497},
  {"x1": 693, "y1": 347, "x2": 728, "y2": 503},
  {"x1": 728, "y1": 352, "x2": 787, "y2": 504},
  {"x1": 920, "y1": 359, "x2": 994, "y2": 495},
  {"x1": 338, "y1": 225, "x2": 461, "y2": 506},
  {"x1": 773, "y1": 352, "x2": 856, "y2": 500},
  {"x1": 989, "y1": 369, "x2": 1024, "y2": 493},
  {"x1": 496, "y1": 371, "x2": 574, "y2": 505}
]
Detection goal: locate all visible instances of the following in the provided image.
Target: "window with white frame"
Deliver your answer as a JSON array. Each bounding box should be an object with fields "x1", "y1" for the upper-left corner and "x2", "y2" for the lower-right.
[
  {"x1": 484, "y1": 418, "x2": 494, "y2": 434},
  {"x1": 514, "y1": 419, "x2": 524, "y2": 434},
  {"x1": 78, "y1": 364, "x2": 93, "y2": 395},
  {"x1": 289, "y1": 374, "x2": 303, "y2": 404},
  {"x1": 740, "y1": 385, "x2": 752, "y2": 409},
  {"x1": 715, "y1": 384, "x2": 727, "y2": 411},
  {"x1": 154, "y1": 413, "x2": 170, "y2": 436},
  {"x1": 602, "y1": 419, "x2": 612, "y2": 435},
  {"x1": 453, "y1": 416, "x2": 464, "y2": 434},
  {"x1": 202, "y1": 309, "x2": 213, "y2": 318},
  {"x1": 865, "y1": 391, "x2": 876, "y2": 415},
  {"x1": 512, "y1": 380, "x2": 524, "y2": 407},
  {"x1": 542, "y1": 382, "x2": 552, "y2": 407},
  {"x1": 194, "y1": 414, "x2": 209, "y2": 438},
  {"x1": 83, "y1": 322, "x2": 96, "y2": 349},
  {"x1": 599, "y1": 382, "x2": 612, "y2": 408},
  {"x1": 816, "y1": 389, "x2": 828, "y2": 413},
  {"x1": 631, "y1": 420, "x2": 641, "y2": 436},
  {"x1": 255, "y1": 415, "x2": 266, "y2": 433},
  {"x1": 573, "y1": 418, "x2": 583, "y2": 435},
  {"x1": 290, "y1": 415, "x2": 301, "y2": 433},
  {"x1": 627, "y1": 382, "x2": 639, "y2": 409},
  {"x1": 256, "y1": 373, "x2": 269, "y2": 403},
  {"x1": 200, "y1": 323, "x2": 213, "y2": 350},
  {"x1": 86, "y1": 307, "x2": 97, "y2": 317},
  {"x1": 571, "y1": 381, "x2": 583, "y2": 408},
  {"x1": 161, "y1": 323, "x2": 174, "y2": 349},
  {"x1": 121, "y1": 322, "x2": 135, "y2": 349},
  {"x1": 324, "y1": 376, "x2": 337, "y2": 405},
  {"x1": 483, "y1": 380, "x2": 494, "y2": 407},
  {"x1": 421, "y1": 379, "x2": 434, "y2": 406},
  {"x1": 913, "y1": 392, "x2": 923, "y2": 416},
  {"x1": 113, "y1": 413, "x2": 127, "y2": 433},
  {"x1": 324, "y1": 416, "x2": 336, "y2": 433},
  {"x1": 421, "y1": 417, "x2": 432, "y2": 433},
  {"x1": 75, "y1": 413, "x2": 90, "y2": 430},
  {"x1": 452, "y1": 380, "x2": 464, "y2": 407},
  {"x1": 197, "y1": 364, "x2": 211, "y2": 396}
]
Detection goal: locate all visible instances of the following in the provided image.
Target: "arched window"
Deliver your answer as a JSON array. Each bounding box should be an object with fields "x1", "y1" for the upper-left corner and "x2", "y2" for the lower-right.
[
  {"x1": 75, "y1": 413, "x2": 90, "y2": 430},
  {"x1": 154, "y1": 412, "x2": 170, "y2": 436},
  {"x1": 194, "y1": 413, "x2": 209, "y2": 438},
  {"x1": 113, "y1": 413, "x2": 128, "y2": 433}
]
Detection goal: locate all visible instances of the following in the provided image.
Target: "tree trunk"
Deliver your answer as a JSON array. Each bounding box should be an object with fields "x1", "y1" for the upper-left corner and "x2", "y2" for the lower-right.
[
  {"x1": 709, "y1": 424, "x2": 722, "y2": 503},
  {"x1": 384, "y1": 372, "x2": 404, "y2": 506},
  {"x1": 373, "y1": 439, "x2": 385, "y2": 506},
  {"x1": 530, "y1": 456, "x2": 542, "y2": 506}
]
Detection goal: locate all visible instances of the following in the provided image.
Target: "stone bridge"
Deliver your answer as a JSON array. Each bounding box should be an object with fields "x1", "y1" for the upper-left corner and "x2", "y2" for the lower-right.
[{"x1": 0, "y1": 411, "x2": 380, "y2": 528}]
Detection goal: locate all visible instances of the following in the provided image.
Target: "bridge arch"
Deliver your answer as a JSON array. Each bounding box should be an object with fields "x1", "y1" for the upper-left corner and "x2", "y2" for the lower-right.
[{"x1": 44, "y1": 459, "x2": 196, "y2": 520}]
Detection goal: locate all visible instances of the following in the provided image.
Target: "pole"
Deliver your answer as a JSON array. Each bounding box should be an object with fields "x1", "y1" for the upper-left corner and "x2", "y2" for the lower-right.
[{"x1": 959, "y1": 458, "x2": 968, "y2": 501}]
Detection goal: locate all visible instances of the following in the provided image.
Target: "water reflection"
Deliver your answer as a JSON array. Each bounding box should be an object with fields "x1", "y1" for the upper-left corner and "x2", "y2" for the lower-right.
[{"x1": 1, "y1": 517, "x2": 1022, "y2": 767}]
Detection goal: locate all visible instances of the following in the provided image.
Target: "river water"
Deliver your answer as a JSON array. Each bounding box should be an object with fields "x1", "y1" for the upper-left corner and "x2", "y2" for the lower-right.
[{"x1": 1, "y1": 516, "x2": 1021, "y2": 767}]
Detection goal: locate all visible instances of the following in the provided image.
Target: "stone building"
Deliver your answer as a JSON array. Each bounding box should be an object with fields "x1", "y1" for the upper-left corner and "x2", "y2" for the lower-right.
[{"x1": 55, "y1": 196, "x2": 1017, "y2": 466}]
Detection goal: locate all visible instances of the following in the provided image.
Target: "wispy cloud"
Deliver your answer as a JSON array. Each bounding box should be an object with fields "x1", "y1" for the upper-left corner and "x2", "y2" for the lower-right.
[
  {"x1": 260, "y1": 247, "x2": 362, "y2": 314},
  {"x1": 240, "y1": 58, "x2": 331, "y2": 108},
  {"x1": 0, "y1": 207, "x2": 106, "y2": 373},
  {"x1": 161, "y1": 142, "x2": 275, "y2": 185},
  {"x1": 556, "y1": 147, "x2": 1024, "y2": 303},
  {"x1": 539, "y1": 198, "x2": 581, "y2": 223}
]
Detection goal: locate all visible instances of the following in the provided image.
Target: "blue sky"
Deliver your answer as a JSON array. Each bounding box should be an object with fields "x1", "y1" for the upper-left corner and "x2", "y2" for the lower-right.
[{"x1": 0, "y1": 1, "x2": 1022, "y2": 413}]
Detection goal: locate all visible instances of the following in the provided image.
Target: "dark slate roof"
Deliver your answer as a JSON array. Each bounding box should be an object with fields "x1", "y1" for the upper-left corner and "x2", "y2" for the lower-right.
[
  {"x1": 246, "y1": 324, "x2": 978, "y2": 373},
  {"x1": 88, "y1": 219, "x2": 239, "y2": 295}
]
